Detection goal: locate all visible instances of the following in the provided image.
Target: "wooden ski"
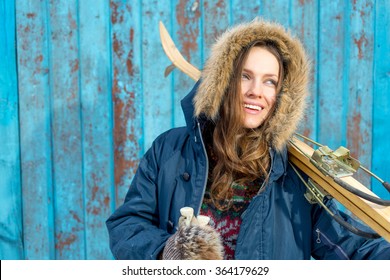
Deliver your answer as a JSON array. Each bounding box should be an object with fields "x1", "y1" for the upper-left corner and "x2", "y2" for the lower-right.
[
  {"x1": 159, "y1": 21, "x2": 390, "y2": 242},
  {"x1": 159, "y1": 22, "x2": 201, "y2": 80},
  {"x1": 289, "y1": 138, "x2": 390, "y2": 242}
]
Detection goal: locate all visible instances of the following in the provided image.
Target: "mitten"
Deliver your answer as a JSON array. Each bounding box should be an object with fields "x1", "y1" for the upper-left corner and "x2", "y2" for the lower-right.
[{"x1": 162, "y1": 207, "x2": 224, "y2": 260}]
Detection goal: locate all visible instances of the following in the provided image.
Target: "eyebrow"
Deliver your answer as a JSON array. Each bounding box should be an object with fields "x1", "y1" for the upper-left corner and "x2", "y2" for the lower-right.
[{"x1": 242, "y1": 68, "x2": 278, "y2": 79}]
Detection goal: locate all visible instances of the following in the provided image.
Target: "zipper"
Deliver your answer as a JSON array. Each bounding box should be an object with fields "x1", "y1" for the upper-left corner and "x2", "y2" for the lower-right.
[
  {"x1": 315, "y1": 229, "x2": 321, "y2": 243},
  {"x1": 315, "y1": 228, "x2": 349, "y2": 259},
  {"x1": 196, "y1": 121, "x2": 209, "y2": 215}
]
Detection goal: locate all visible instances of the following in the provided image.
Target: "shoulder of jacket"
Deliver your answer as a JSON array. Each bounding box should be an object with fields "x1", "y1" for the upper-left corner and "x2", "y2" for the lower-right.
[{"x1": 153, "y1": 126, "x2": 188, "y2": 146}]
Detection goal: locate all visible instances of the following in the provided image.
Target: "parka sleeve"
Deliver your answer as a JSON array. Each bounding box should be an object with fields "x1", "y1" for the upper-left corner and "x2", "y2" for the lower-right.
[
  {"x1": 106, "y1": 136, "x2": 171, "y2": 260},
  {"x1": 311, "y1": 199, "x2": 390, "y2": 259}
]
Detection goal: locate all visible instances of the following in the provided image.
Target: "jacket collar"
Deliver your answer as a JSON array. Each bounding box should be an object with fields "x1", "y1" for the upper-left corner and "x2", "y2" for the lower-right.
[
  {"x1": 181, "y1": 81, "x2": 201, "y2": 136},
  {"x1": 269, "y1": 147, "x2": 288, "y2": 182}
]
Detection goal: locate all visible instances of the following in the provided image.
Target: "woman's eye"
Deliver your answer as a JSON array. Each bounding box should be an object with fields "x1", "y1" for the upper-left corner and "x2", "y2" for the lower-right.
[
  {"x1": 241, "y1": 73, "x2": 250, "y2": 80},
  {"x1": 265, "y1": 79, "x2": 277, "y2": 87}
]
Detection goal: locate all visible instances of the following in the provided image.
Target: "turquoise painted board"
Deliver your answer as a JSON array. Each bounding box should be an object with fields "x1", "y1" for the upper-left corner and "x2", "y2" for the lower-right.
[
  {"x1": 172, "y1": 0, "x2": 202, "y2": 128},
  {"x1": 78, "y1": 0, "x2": 114, "y2": 259},
  {"x1": 16, "y1": 0, "x2": 55, "y2": 259},
  {"x1": 203, "y1": 0, "x2": 231, "y2": 57},
  {"x1": 318, "y1": 0, "x2": 346, "y2": 148},
  {"x1": 142, "y1": 1, "x2": 173, "y2": 150},
  {"x1": 0, "y1": 0, "x2": 389, "y2": 259},
  {"x1": 372, "y1": 1, "x2": 390, "y2": 200},
  {"x1": 290, "y1": 0, "x2": 318, "y2": 140},
  {"x1": 110, "y1": 0, "x2": 144, "y2": 206},
  {"x1": 0, "y1": 0, "x2": 23, "y2": 259},
  {"x1": 49, "y1": 0, "x2": 85, "y2": 260},
  {"x1": 346, "y1": 0, "x2": 374, "y2": 188}
]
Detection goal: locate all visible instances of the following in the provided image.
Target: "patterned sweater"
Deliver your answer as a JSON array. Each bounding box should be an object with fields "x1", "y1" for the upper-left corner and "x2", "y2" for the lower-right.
[{"x1": 200, "y1": 180, "x2": 261, "y2": 259}]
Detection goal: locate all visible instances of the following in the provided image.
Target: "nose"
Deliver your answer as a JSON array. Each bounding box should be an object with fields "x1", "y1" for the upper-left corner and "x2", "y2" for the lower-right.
[{"x1": 247, "y1": 79, "x2": 263, "y2": 98}]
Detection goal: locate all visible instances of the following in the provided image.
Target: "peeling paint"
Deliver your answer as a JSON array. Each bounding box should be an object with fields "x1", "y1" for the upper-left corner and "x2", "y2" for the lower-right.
[
  {"x1": 34, "y1": 55, "x2": 43, "y2": 63},
  {"x1": 113, "y1": 33, "x2": 124, "y2": 57},
  {"x1": 91, "y1": 184, "x2": 99, "y2": 201},
  {"x1": 69, "y1": 210, "x2": 82, "y2": 223},
  {"x1": 110, "y1": 2, "x2": 123, "y2": 24},
  {"x1": 126, "y1": 50, "x2": 134, "y2": 75},
  {"x1": 68, "y1": 10, "x2": 77, "y2": 30},
  {"x1": 216, "y1": 0, "x2": 225, "y2": 9},
  {"x1": 103, "y1": 196, "x2": 110, "y2": 207},
  {"x1": 176, "y1": 0, "x2": 201, "y2": 61},
  {"x1": 55, "y1": 233, "x2": 77, "y2": 251},
  {"x1": 112, "y1": 66, "x2": 140, "y2": 188},
  {"x1": 347, "y1": 111, "x2": 362, "y2": 159},
  {"x1": 353, "y1": 34, "x2": 368, "y2": 59},
  {"x1": 26, "y1": 13, "x2": 36, "y2": 19},
  {"x1": 70, "y1": 59, "x2": 79, "y2": 73}
]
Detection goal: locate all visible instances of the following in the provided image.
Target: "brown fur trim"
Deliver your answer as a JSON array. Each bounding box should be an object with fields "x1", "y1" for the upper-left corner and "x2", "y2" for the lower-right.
[
  {"x1": 162, "y1": 225, "x2": 224, "y2": 260},
  {"x1": 194, "y1": 18, "x2": 310, "y2": 151}
]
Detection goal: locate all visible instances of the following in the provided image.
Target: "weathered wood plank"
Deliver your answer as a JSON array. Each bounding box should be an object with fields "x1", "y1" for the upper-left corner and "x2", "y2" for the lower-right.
[
  {"x1": 203, "y1": 0, "x2": 230, "y2": 56},
  {"x1": 172, "y1": 0, "x2": 202, "y2": 127},
  {"x1": 0, "y1": 0, "x2": 23, "y2": 259},
  {"x1": 317, "y1": 1, "x2": 346, "y2": 148},
  {"x1": 79, "y1": 0, "x2": 114, "y2": 259},
  {"x1": 346, "y1": 0, "x2": 374, "y2": 188},
  {"x1": 372, "y1": 1, "x2": 390, "y2": 200},
  {"x1": 290, "y1": 0, "x2": 318, "y2": 140},
  {"x1": 110, "y1": 0, "x2": 143, "y2": 206},
  {"x1": 47, "y1": 0, "x2": 85, "y2": 259},
  {"x1": 16, "y1": 0, "x2": 55, "y2": 259},
  {"x1": 142, "y1": 0, "x2": 173, "y2": 150}
]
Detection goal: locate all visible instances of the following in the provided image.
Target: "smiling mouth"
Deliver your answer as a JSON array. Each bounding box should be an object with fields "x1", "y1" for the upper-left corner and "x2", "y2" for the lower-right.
[{"x1": 244, "y1": 104, "x2": 263, "y2": 111}]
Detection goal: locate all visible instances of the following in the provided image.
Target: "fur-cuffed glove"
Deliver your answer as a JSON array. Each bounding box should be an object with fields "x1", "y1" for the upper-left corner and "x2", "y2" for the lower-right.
[{"x1": 162, "y1": 207, "x2": 224, "y2": 260}]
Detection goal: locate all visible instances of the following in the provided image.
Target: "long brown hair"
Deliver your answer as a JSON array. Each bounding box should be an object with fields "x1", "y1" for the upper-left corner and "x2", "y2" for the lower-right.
[{"x1": 208, "y1": 40, "x2": 286, "y2": 210}]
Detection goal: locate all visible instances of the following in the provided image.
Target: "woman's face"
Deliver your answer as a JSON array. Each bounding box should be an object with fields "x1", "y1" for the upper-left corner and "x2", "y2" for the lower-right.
[{"x1": 240, "y1": 47, "x2": 279, "y2": 129}]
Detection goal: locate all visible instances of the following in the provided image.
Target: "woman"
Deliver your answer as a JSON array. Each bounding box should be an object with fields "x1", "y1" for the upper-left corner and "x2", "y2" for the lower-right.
[{"x1": 106, "y1": 19, "x2": 390, "y2": 259}]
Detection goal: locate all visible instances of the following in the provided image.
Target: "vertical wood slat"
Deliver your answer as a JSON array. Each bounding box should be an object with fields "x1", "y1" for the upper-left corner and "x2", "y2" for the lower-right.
[
  {"x1": 317, "y1": 0, "x2": 346, "y2": 148},
  {"x1": 142, "y1": 0, "x2": 173, "y2": 150},
  {"x1": 110, "y1": 0, "x2": 143, "y2": 206},
  {"x1": 48, "y1": 0, "x2": 84, "y2": 259},
  {"x1": 346, "y1": 0, "x2": 374, "y2": 188},
  {"x1": 203, "y1": 0, "x2": 230, "y2": 56},
  {"x1": 78, "y1": 0, "x2": 114, "y2": 259},
  {"x1": 372, "y1": 1, "x2": 390, "y2": 200},
  {"x1": 16, "y1": 0, "x2": 55, "y2": 259},
  {"x1": 290, "y1": 1, "x2": 318, "y2": 139},
  {"x1": 0, "y1": 0, "x2": 23, "y2": 259},
  {"x1": 172, "y1": 0, "x2": 202, "y2": 128}
]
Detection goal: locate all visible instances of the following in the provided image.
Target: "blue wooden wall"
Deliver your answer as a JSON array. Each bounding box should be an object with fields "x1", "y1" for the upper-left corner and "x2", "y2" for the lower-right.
[{"x1": 0, "y1": 0, "x2": 389, "y2": 259}]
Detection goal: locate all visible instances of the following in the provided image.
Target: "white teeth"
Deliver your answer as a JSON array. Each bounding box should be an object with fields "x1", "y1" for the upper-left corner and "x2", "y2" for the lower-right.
[{"x1": 244, "y1": 104, "x2": 262, "y2": 111}]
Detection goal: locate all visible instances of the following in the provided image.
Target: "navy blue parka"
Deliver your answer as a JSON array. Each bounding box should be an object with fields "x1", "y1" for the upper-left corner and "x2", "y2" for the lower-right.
[{"x1": 106, "y1": 83, "x2": 390, "y2": 260}]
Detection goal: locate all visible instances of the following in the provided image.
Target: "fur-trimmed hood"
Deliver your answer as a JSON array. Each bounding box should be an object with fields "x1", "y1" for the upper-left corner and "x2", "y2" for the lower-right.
[{"x1": 194, "y1": 18, "x2": 310, "y2": 151}]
